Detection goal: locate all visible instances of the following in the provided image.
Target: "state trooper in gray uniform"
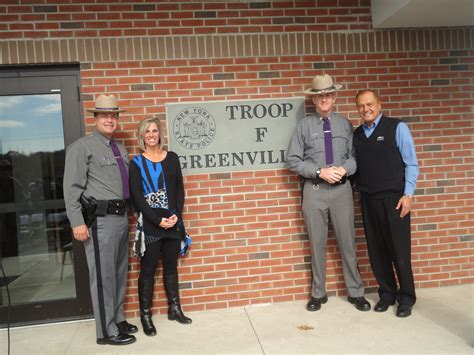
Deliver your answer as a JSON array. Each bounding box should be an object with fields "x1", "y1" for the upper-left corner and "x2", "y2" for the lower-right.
[
  {"x1": 63, "y1": 94, "x2": 138, "y2": 346},
  {"x1": 287, "y1": 74, "x2": 371, "y2": 312}
]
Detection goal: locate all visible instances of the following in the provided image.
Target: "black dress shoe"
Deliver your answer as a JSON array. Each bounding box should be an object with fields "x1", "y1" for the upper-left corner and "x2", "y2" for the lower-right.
[
  {"x1": 374, "y1": 299, "x2": 395, "y2": 312},
  {"x1": 347, "y1": 296, "x2": 371, "y2": 311},
  {"x1": 306, "y1": 295, "x2": 328, "y2": 312},
  {"x1": 96, "y1": 332, "x2": 136, "y2": 346},
  {"x1": 117, "y1": 320, "x2": 138, "y2": 334},
  {"x1": 396, "y1": 304, "x2": 412, "y2": 318}
]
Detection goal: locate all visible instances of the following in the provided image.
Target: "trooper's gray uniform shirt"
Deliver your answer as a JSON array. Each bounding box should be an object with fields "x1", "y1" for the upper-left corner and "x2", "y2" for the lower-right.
[
  {"x1": 64, "y1": 129, "x2": 130, "y2": 339},
  {"x1": 287, "y1": 112, "x2": 365, "y2": 299},
  {"x1": 64, "y1": 130, "x2": 128, "y2": 228}
]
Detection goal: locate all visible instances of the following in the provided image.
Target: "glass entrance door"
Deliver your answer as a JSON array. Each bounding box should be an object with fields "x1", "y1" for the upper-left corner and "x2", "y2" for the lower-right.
[{"x1": 0, "y1": 66, "x2": 92, "y2": 326}]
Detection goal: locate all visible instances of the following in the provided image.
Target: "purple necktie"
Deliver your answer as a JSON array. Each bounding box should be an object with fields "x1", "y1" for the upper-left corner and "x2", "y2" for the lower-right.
[
  {"x1": 110, "y1": 140, "x2": 130, "y2": 199},
  {"x1": 322, "y1": 117, "x2": 334, "y2": 165}
]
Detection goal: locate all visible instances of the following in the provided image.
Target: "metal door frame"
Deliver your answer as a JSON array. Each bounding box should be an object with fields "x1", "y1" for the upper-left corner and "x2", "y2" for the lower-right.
[{"x1": 0, "y1": 64, "x2": 92, "y2": 326}]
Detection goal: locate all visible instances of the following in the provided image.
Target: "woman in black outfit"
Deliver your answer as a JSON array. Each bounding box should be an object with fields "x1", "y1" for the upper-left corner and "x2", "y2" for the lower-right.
[{"x1": 129, "y1": 117, "x2": 192, "y2": 337}]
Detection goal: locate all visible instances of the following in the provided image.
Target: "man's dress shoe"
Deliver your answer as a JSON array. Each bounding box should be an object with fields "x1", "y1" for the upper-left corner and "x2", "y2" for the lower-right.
[
  {"x1": 374, "y1": 299, "x2": 395, "y2": 312},
  {"x1": 306, "y1": 295, "x2": 328, "y2": 311},
  {"x1": 117, "y1": 320, "x2": 138, "y2": 334},
  {"x1": 396, "y1": 304, "x2": 412, "y2": 318},
  {"x1": 347, "y1": 296, "x2": 371, "y2": 311},
  {"x1": 96, "y1": 332, "x2": 136, "y2": 345}
]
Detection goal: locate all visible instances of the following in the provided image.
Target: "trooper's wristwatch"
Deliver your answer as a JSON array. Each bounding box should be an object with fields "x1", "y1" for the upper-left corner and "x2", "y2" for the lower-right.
[{"x1": 316, "y1": 168, "x2": 321, "y2": 178}]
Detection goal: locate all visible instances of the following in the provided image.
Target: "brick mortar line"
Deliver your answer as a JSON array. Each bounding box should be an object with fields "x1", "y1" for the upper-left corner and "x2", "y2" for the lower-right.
[
  {"x1": 415, "y1": 162, "x2": 474, "y2": 168},
  {"x1": 413, "y1": 217, "x2": 474, "y2": 223},
  {"x1": 184, "y1": 283, "x2": 309, "y2": 290},
  {"x1": 183, "y1": 286, "x2": 310, "y2": 294},
  {"x1": 185, "y1": 257, "x2": 308, "y2": 263},
  {"x1": 416, "y1": 275, "x2": 471, "y2": 280},
  {"x1": 189, "y1": 217, "x2": 304, "y2": 221},
  {"x1": 182, "y1": 275, "x2": 310, "y2": 283},
  {"x1": 413, "y1": 241, "x2": 472, "y2": 246},
  {"x1": 181, "y1": 255, "x2": 309, "y2": 261},
  {"x1": 189, "y1": 225, "x2": 305, "y2": 230},
  {"x1": 185, "y1": 254, "x2": 471, "y2": 263},
  {"x1": 413, "y1": 237, "x2": 473, "y2": 242},
  {"x1": 413, "y1": 256, "x2": 472, "y2": 260},
  {"x1": 185, "y1": 205, "x2": 298, "y2": 209},
  {"x1": 414, "y1": 238, "x2": 473, "y2": 243},
  {"x1": 412, "y1": 146, "x2": 474, "y2": 149},
  {"x1": 413, "y1": 263, "x2": 472, "y2": 269},
  {"x1": 180, "y1": 272, "x2": 312, "y2": 280},
  {"x1": 415, "y1": 188, "x2": 474, "y2": 193},
  {"x1": 388, "y1": 211, "x2": 471, "y2": 218}
]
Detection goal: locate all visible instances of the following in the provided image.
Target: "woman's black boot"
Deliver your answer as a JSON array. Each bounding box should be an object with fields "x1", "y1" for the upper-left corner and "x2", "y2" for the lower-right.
[
  {"x1": 138, "y1": 278, "x2": 157, "y2": 336},
  {"x1": 164, "y1": 274, "x2": 192, "y2": 324}
]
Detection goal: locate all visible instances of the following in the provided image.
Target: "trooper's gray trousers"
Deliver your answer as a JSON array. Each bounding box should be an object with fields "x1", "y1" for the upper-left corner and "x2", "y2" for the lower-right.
[
  {"x1": 83, "y1": 214, "x2": 129, "y2": 339},
  {"x1": 302, "y1": 180, "x2": 365, "y2": 299}
]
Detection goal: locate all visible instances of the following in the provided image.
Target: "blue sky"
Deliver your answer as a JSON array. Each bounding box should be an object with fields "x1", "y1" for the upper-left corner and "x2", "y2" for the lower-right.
[{"x1": 0, "y1": 94, "x2": 65, "y2": 154}]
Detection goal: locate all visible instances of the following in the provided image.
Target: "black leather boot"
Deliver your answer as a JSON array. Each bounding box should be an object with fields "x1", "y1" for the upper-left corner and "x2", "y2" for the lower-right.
[
  {"x1": 164, "y1": 274, "x2": 192, "y2": 325},
  {"x1": 138, "y1": 278, "x2": 157, "y2": 336}
]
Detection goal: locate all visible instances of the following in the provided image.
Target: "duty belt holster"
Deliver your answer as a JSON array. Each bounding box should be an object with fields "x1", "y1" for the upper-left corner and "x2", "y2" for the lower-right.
[
  {"x1": 80, "y1": 195, "x2": 99, "y2": 228},
  {"x1": 80, "y1": 197, "x2": 125, "y2": 227}
]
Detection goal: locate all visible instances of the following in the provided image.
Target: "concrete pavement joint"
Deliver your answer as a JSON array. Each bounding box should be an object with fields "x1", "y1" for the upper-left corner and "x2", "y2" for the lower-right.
[{"x1": 244, "y1": 307, "x2": 266, "y2": 355}]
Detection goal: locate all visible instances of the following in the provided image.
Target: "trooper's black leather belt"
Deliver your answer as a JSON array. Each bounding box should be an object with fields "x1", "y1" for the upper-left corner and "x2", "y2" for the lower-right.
[
  {"x1": 81, "y1": 196, "x2": 127, "y2": 227},
  {"x1": 94, "y1": 199, "x2": 127, "y2": 216},
  {"x1": 105, "y1": 199, "x2": 127, "y2": 215}
]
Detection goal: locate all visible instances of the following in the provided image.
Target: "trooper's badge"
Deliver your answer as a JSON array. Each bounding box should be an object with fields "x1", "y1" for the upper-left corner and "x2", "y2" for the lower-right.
[{"x1": 173, "y1": 107, "x2": 216, "y2": 150}]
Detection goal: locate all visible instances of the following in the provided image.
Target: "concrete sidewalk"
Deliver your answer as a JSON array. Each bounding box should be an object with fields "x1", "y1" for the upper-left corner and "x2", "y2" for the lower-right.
[{"x1": 2, "y1": 284, "x2": 473, "y2": 354}]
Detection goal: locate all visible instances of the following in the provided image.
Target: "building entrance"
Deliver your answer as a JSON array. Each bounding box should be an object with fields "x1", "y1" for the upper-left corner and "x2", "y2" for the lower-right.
[{"x1": 0, "y1": 65, "x2": 92, "y2": 326}]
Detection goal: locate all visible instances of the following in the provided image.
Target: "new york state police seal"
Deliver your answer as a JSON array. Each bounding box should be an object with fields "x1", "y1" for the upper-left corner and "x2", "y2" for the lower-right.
[{"x1": 173, "y1": 107, "x2": 216, "y2": 150}]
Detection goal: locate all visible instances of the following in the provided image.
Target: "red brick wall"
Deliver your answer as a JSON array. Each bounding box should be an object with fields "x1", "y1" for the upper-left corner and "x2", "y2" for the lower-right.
[
  {"x1": 1, "y1": 1, "x2": 473, "y2": 317},
  {"x1": 0, "y1": 0, "x2": 372, "y2": 38}
]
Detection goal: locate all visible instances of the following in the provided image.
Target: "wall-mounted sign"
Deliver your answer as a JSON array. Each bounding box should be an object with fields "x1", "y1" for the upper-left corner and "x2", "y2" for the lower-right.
[{"x1": 166, "y1": 98, "x2": 305, "y2": 174}]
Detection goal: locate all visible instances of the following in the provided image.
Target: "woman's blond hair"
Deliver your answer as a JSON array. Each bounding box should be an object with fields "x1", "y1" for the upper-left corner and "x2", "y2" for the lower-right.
[{"x1": 137, "y1": 117, "x2": 163, "y2": 152}]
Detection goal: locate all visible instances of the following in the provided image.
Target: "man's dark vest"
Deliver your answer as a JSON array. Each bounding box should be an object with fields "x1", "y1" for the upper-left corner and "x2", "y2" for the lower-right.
[{"x1": 353, "y1": 115, "x2": 405, "y2": 196}]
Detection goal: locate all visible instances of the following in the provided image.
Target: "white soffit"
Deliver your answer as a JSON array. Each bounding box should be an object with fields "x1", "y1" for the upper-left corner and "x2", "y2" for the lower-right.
[{"x1": 371, "y1": 0, "x2": 474, "y2": 28}]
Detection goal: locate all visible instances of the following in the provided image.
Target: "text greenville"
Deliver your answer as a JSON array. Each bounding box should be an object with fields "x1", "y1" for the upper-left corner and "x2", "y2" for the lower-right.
[{"x1": 179, "y1": 149, "x2": 286, "y2": 169}]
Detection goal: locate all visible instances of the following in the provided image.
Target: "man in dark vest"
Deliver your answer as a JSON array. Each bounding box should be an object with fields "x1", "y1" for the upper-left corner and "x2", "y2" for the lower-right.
[
  {"x1": 287, "y1": 74, "x2": 370, "y2": 313},
  {"x1": 353, "y1": 89, "x2": 419, "y2": 318}
]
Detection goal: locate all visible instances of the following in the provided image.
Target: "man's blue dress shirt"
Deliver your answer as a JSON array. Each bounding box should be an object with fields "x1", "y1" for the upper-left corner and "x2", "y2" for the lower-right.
[{"x1": 362, "y1": 114, "x2": 419, "y2": 196}]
